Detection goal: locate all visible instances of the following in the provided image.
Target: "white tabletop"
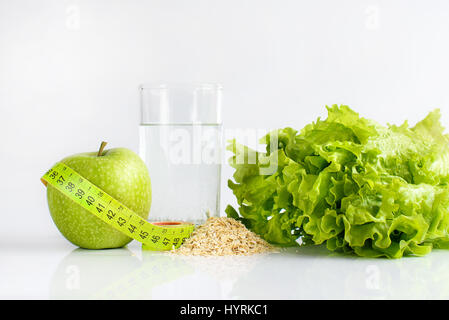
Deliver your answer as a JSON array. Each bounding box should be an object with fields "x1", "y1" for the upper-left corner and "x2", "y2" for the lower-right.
[{"x1": 2, "y1": 235, "x2": 449, "y2": 300}]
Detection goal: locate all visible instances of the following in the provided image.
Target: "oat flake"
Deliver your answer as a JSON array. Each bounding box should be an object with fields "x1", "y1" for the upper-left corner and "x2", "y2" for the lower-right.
[{"x1": 171, "y1": 217, "x2": 277, "y2": 256}]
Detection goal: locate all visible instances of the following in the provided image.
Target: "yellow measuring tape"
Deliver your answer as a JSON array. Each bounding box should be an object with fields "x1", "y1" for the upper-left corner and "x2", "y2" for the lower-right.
[{"x1": 41, "y1": 162, "x2": 195, "y2": 251}]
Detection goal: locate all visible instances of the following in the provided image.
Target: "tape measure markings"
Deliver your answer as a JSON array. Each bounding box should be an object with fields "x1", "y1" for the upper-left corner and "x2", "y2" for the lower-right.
[{"x1": 42, "y1": 162, "x2": 194, "y2": 250}]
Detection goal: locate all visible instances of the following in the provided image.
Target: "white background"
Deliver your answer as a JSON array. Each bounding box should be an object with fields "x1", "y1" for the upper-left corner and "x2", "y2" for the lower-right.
[{"x1": 2, "y1": 0, "x2": 449, "y2": 299}]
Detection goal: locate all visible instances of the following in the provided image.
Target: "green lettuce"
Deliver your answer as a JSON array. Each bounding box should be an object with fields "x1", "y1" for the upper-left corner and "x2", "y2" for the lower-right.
[{"x1": 226, "y1": 105, "x2": 449, "y2": 258}]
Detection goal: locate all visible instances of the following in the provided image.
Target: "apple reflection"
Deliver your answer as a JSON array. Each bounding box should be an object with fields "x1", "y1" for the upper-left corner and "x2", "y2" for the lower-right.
[{"x1": 49, "y1": 246, "x2": 193, "y2": 299}]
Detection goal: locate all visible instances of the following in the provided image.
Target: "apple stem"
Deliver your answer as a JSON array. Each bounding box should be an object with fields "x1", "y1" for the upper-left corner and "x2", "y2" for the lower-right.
[{"x1": 98, "y1": 141, "x2": 108, "y2": 156}]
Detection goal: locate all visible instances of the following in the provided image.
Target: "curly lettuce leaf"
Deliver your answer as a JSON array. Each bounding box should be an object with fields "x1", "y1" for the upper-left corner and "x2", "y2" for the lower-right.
[{"x1": 227, "y1": 105, "x2": 449, "y2": 258}]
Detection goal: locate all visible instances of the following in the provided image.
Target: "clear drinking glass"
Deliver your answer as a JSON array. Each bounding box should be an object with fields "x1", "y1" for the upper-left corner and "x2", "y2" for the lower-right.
[{"x1": 139, "y1": 83, "x2": 222, "y2": 225}]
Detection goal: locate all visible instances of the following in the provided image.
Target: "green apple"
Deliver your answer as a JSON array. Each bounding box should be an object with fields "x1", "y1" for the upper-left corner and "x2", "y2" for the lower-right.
[{"x1": 47, "y1": 142, "x2": 152, "y2": 249}]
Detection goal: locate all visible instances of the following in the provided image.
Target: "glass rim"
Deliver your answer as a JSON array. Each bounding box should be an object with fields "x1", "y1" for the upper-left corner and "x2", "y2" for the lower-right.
[
  {"x1": 140, "y1": 81, "x2": 223, "y2": 125},
  {"x1": 139, "y1": 82, "x2": 222, "y2": 90}
]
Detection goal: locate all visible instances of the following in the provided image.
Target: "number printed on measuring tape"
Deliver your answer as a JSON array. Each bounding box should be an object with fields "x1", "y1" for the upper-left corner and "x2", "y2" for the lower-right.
[{"x1": 41, "y1": 162, "x2": 194, "y2": 251}]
